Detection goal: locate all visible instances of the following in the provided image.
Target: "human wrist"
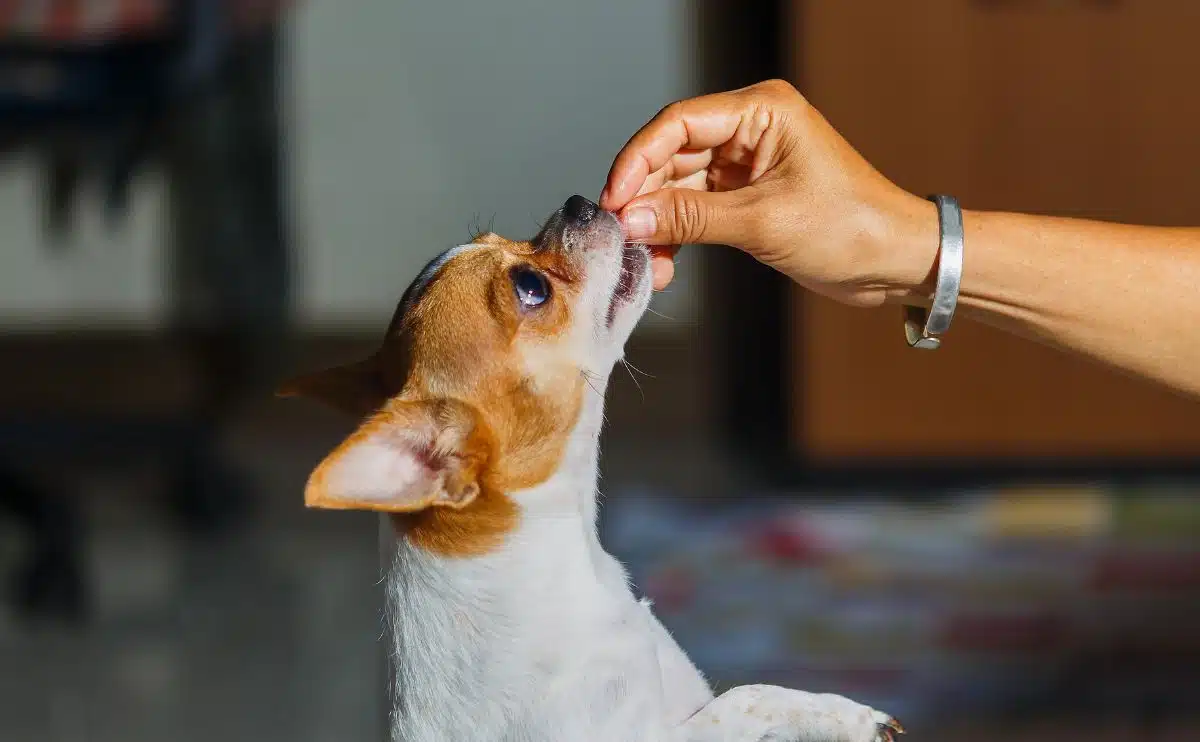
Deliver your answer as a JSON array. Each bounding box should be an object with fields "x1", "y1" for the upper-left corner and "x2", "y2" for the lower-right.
[{"x1": 874, "y1": 191, "x2": 941, "y2": 305}]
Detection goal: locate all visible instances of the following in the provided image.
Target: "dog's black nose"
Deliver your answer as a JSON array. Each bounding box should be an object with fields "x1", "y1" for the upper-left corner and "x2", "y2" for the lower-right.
[{"x1": 563, "y1": 194, "x2": 598, "y2": 224}]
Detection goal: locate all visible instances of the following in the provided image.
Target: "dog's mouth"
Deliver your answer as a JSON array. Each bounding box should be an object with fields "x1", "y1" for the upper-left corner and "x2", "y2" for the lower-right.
[{"x1": 606, "y1": 245, "x2": 648, "y2": 328}]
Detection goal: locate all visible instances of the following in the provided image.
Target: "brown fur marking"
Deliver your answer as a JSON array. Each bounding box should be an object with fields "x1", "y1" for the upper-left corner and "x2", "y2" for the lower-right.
[{"x1": 285, "y1": 228, "x2": 588, "y2": 558}]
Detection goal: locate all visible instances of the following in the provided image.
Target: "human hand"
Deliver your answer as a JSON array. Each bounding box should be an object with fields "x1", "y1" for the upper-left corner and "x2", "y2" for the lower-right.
[{"x1": 600, "y1": 79, "x2": 937, "y2": 307}]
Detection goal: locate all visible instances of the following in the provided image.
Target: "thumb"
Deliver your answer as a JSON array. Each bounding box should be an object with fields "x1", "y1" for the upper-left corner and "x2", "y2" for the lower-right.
[{"x1": 619, "y1": 188, "x2": 748, "y2": 247}]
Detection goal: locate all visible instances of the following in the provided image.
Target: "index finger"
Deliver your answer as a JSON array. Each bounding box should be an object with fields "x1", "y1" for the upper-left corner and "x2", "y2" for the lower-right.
[{"x1": 600, "y1": 90, "x2": 749, "y2": 212}]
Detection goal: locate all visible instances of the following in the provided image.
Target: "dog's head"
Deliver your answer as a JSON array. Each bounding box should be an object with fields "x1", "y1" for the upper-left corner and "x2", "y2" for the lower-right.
[{"x1": 279, "y1": 196, "x2": 651, "y2": 549}]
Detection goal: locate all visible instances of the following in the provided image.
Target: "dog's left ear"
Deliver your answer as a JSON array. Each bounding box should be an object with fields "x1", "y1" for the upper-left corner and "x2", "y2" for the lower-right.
[
  {"x1": 304, "y1": 397, "x2": 494, "y2": 513},
  {"x1": 276, "y1": 356, "x2": 387, "y2": 418}
]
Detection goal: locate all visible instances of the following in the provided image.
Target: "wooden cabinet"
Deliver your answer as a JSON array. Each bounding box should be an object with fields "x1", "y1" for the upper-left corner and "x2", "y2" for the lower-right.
[{"x1": 789, "y1": 1, "x2": 1200, "y2": 461}]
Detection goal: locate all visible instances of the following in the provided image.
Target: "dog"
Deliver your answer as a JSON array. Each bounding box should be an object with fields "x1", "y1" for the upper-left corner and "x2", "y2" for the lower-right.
[{"x1": 279, "y1": 195, "x2": 904, "y2": 742}]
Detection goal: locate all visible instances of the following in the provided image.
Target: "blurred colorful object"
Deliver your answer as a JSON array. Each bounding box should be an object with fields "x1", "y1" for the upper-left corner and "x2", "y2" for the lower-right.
[
  {"x1": 604, "y1": 485, "x2": 1200, "y2": 725},
  {"x1": 0, "y1": 0, "x2": 294, "y2": 231},
  {"x1": 0, "y1": 1, "x2": 290, "y2": 42}
]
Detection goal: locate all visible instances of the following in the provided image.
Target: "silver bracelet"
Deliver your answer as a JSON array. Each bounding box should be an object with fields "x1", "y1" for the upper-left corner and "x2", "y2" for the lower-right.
[{"x1": 904, "y1": 194, "x2": 964, "y2": 350}]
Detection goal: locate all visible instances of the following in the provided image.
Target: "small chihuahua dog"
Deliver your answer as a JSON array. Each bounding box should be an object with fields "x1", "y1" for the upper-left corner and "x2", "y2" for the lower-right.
[{"x1": 280, "y1": 196, "x2": 903, "y2": 742}]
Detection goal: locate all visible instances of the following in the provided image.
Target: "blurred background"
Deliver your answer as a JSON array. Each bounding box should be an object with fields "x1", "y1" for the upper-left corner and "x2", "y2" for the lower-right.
[{"x1": 1, "y1": 1, "x2": 1198, "y2": 741}]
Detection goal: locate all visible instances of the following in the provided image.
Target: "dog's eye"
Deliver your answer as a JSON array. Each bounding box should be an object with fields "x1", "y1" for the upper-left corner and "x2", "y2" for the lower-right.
[{"x1": 511, "y1": 266, "x2": 550, "y2": 309}]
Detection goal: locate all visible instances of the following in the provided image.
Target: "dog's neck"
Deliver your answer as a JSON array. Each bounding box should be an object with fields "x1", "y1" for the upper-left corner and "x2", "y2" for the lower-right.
[{"x1": 384, "y1": 377, "x2": 629, "y2": 742}]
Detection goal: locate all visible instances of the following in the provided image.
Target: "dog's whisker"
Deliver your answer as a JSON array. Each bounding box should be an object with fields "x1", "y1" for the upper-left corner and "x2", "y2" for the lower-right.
[
  {"x1": 580, "y1": 369, "x2": 605, "y2": 400},
  {"x1": 621, "y1": 359, "x2": 645, "y2": 401},
  {"x1": 622, "y1": 358, "x2": 655, "y2": 379}
]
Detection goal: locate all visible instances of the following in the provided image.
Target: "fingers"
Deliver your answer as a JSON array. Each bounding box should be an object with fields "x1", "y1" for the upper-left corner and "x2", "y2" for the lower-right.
[
  {"x1": 635, "y1": 149, "x2": 714, "y2": 198},
  {"x1": 663, "y1": 169, "x2": 710, "y2": 193},
  {"x1": 649, "y1": 246, "x2": 678, "y2": 290},
  {"x1": 626, "y1": 170, "x2": 715, "y2": 292},
  {"x1": 606, "y1": 80, "x2": 803, "y2": 290},
  {"x1": 621, "y1": 187, "x2": 748, "y2": 248},
  {"x1": 600, "y1": 90, "x2": 751, "y2": 212}
]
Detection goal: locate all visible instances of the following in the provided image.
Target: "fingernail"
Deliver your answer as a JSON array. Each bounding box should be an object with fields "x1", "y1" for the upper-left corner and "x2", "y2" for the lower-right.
[
  {"x1": 622, "y1": 207, "x2": 656, "y2": 241},
  {"x1": 599, "y1": 187, "x2": 611, "y2": 208}
]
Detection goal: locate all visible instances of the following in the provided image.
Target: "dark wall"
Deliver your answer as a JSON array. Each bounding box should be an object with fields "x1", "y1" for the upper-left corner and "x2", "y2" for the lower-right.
[{"x1": 695, "y1": 1, "x2": 791, "y2": 473}]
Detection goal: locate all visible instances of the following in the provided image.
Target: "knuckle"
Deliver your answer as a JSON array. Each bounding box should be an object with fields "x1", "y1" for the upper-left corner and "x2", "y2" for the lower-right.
[
  {"x1": 667, "y1": 191, "x2": 706, "y2": 243},
  {"x1": 658, "y1": 99, "x2": 686, "y2": 123},
  {"x1": 754, "y1": 78, "x2": 807, "y2": 112},
  {"x1": 757, "y1": 78, "x2": 794, "y2": 98}
]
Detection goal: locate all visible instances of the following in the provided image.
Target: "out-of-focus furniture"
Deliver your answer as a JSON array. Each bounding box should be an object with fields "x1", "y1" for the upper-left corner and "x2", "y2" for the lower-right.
[{"x1": 0, "y1": 1, "x2": 293, "y2": 621}]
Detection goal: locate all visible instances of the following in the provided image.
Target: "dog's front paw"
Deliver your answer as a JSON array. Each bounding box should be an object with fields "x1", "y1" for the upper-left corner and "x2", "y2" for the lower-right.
[
  {"x1": 868, "y1": 708, "x2": 904, "y2": 742},
  {"x1": 760, "y1": 686, "x2": 903, "y2": 742},
  {"x1": 874, "y1": 713, "x2": 904, "y2": 742},
  {"x1": 681, "y1": 684, "x2": 904, "y2": 742}
]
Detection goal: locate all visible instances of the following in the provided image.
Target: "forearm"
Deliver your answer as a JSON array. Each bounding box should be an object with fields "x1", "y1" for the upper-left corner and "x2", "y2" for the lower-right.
[{"x1": 891, "y1": 203, "x2": 1200, "y2": 397}]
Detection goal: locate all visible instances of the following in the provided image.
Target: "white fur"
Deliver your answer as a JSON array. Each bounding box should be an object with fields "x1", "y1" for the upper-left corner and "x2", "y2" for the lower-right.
[
  {"x1": 379, "y1": 206, "x2": 902, "y2": 742},
  {"x1": 323, "y1": 436, "x2": 427, "y2": 503}
]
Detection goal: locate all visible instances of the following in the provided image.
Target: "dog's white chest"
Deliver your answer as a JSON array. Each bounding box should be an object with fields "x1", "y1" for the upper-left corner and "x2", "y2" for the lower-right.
[{"x1": 386, "y1": 526, "x2": 677, "y2": 742}]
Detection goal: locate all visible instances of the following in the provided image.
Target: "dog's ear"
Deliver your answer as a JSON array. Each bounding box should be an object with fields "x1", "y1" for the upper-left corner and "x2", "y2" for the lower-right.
[
  {"x1": 276, "y1": 356, "x2": 387, "y2": 418},
  {"x1": 304, "y1": 397, "x2": 494, "y2": 513}
]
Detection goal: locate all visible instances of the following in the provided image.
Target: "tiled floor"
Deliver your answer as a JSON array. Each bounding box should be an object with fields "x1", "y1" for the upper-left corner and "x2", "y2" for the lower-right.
[{"x1": 0, "y1": 428, "x2": 386, "y2": 742}]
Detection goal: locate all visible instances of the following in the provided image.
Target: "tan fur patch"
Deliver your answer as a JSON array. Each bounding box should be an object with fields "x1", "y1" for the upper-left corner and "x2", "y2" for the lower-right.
[{"x1": 284, "y1": 229, "x2": 588, "y2": 558}]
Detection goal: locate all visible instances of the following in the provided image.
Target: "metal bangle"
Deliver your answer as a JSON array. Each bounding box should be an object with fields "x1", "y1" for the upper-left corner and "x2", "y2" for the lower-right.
[{"x1": 904, "y1": 194, "x2": 964, "y2": 350}]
